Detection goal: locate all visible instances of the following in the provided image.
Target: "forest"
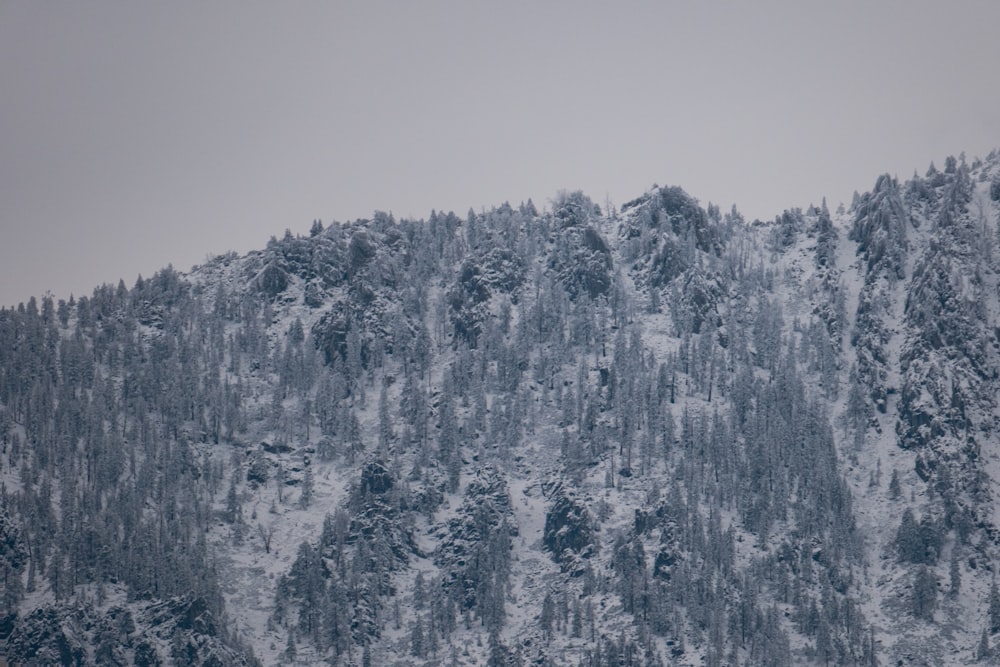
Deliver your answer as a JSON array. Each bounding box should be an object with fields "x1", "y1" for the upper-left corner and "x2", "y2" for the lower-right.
[{"x1": 2, "y1": 152, "x2": 1000, "y2": 665}]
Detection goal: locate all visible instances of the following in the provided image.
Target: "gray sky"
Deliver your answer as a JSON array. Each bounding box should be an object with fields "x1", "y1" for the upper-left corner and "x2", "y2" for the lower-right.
[{"x1": 2, "y1": 1, "x2": 999, "y2": 307}]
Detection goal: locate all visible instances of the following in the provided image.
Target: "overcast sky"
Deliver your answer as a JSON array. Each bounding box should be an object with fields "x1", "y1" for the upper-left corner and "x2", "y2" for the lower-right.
[{"x1": 2, "y1": 2, "x2": 999, "y2": 307}]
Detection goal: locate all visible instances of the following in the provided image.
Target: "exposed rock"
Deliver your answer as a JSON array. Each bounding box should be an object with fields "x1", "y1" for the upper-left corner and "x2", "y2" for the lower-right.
[
  {"x1": 543, "y1": 481, "x2": 596, "y2": 575},
  {"x1": 549, "y1": 225, "x2": 613, "y2": 300},
  {"x1": 435, "y1": 466, "x2": 517, "y2": 609},
  {"x1": 2, "y1": 598, "x2": 255, "y2": 667}
]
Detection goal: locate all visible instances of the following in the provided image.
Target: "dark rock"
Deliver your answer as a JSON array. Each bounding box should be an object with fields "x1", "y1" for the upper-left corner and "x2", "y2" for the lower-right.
[
  {"x1": 3, "y1": 606, "x2": 85, "y2": 666},
  {"x1": 359, "y1": 460, "x2": 394, "y2": 496},
  {"x1": 261, "y1": 441, "x2": 293, "y2": 454},
  {"x1": 255, "y1": 262, "x2": 289, "y2": 297},
  {"x1": 435, "y1": 466, "x2": 517, "y2": 609},
  {"x1": 543, "y1": 483, "x2": 596, "y2": 575},
  {"x1": 653, "y1": 548, "x2": 677, "y2": 581},
  {"x1": 548, "y1": 225, "x2": 613, "y2": 300},
  {"x1": 134, "y1": 640, "x2": 162, "y2": 667}
]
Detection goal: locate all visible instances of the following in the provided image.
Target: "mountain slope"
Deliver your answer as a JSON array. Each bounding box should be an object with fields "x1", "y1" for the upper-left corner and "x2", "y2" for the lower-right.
[{"x1": 2, "y1": 153, "x2": 1000, "y2": 665}]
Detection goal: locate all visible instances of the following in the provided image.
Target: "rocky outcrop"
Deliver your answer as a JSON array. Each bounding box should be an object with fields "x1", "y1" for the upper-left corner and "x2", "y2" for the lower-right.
[
  {"x1": 543, "y1": 480, "x2": 596, "y2": 576},
  {"x1": 2, "y1": 597, "x2": 255, "y2": 667},
  {"x1": 435, "y1": 466, "x2": 517, "y2": 610}
]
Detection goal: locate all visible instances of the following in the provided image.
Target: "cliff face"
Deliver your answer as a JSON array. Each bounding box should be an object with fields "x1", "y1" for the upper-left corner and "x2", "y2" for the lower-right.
[{"x1": 3, "y1": 152, "x2": 1000, "y2": 666}]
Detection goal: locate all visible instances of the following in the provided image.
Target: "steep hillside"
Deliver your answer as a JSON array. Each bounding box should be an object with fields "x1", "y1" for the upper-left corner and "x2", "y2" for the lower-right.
[{"x1": 3, "y1": 152, "x2": 1000, "y2": 665}]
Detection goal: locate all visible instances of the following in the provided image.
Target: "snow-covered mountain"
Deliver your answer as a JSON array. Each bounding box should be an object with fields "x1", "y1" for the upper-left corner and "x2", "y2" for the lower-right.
[{"x1": 3, "y1": 151, "x2": 1000, "y2": 666}]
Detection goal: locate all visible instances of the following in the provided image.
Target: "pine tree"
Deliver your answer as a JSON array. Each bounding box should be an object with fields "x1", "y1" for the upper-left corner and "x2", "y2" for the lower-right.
[
  {"x1": 411, "y1": 616, "x2": 426, "y2": 658},
  {"x1": 540, "y1": 592, "x2": 555, "y2": 641},
  {"x1": 378, "y1": 383, "x2": 394, "y2": 456},
  {"x1": 949, "y1": 553, "x2": 961, "y2": 597},
  {"x1": 912, "y1": 566, "x2": 937, "y2": 621},
  {"x1": 299, "y1": 467, "x2": 314, "y2": 509},
  {"x1": 989, "y1": 580, "x2": 1000, "y2": 633},
  {"x1": 978, "y1": 628, "x2": 991, "y2": 661},
  {"x1": 888, "y1": 469, "x2": 901, "y2": 499}
]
